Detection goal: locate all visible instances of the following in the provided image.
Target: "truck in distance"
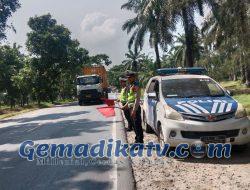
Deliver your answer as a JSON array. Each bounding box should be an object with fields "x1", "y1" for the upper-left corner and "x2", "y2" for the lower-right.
[{"x1": 76, "y1": 64, "x2": 109, "y2": 105}]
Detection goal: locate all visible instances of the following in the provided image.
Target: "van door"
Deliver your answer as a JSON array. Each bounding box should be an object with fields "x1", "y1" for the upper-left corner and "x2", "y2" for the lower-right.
[{"x1": 146, "y1": 80, "x2": 159, "y2": 128}]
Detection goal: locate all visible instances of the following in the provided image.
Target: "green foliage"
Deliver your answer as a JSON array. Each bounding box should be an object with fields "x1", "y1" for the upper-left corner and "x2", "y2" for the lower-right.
[
  {"x1": 0, "y1": 14, "x2": 112, "y2": 109},
  {"x1": 233, "y1": 94, "x2": 250, "y2": 115},
  {"x1": 108, "y1": 64, "x2": 127, "y2": 88},
  {"x1": 26, "y1": 14, "x2": 89, "y2": 104},
  {"x1": 90, "y1": 54, "x2": 112, "y2": 66},
  {"x1": 122, "y1": 49, "x2": 145, "y2": 71},
  {"x1": 0, "y1": 44, "x2": 24, "y2": 107},
  {"x1": 0, "y1": 0, "x2": 20, "y2": 40},
  {"x1": 109, "y1": 54, "x2": 155, "y2": 88},
  {"x1": 121, "y1": 0, "x2": 174, "y2": 69}
]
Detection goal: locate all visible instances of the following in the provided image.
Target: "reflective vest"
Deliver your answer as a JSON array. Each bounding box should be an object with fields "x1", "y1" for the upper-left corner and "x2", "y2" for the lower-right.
[
  {"x1": 120, "y1": 88, "x2": 127, "y2": 104},
  {"x1": 128, "y1": 86, "x2": 136, "y2": 103}
]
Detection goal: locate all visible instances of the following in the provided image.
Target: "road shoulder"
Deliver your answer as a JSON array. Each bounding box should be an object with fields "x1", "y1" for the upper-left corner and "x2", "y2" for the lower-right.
[{"x1": 115, "y1": 107, "x2": 136, "y2": 190}]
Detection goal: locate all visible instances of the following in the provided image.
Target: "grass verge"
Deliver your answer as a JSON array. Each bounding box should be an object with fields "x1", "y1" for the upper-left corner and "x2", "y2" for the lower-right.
[
  {"x1": 0, "y1": 99, "x2": 74, "y2": 119},
  {"x1": 233, "y1": 94, "x2": 250, "y2": 115}
]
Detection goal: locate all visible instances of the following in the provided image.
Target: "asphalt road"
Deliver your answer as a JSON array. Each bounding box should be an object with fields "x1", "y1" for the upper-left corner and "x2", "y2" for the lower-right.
[{"x1": 0, "y1": 102, "x2": 127, "y2": 190}]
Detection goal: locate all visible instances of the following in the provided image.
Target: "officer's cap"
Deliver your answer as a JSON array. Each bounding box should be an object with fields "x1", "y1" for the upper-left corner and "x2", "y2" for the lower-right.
[
  {"x1": 119, "y1": 76, "x2": 127, "y2": 82},
  {"x1": 126, "y1": 70, "x2": 137, "y2": 77}
]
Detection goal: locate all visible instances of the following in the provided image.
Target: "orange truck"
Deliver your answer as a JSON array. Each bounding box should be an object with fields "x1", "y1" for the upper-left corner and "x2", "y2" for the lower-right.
[{"x1": 76, "y1": 64, "x2": 109, "y2": 105}]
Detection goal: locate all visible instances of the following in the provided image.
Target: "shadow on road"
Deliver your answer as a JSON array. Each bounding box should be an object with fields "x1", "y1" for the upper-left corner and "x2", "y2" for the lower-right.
[
  {"x1": 0, "y1": 118, "x2": 114, "y2": 146},
  {"x1": 0, "y1": 149, "x2": 114, "y2": 190},
  {"x1": 0, "y1": 111, "x2": 90, "y2": 124}
]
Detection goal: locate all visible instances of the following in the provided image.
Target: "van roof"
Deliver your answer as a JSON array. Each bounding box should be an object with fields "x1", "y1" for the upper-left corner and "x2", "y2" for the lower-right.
[
  {"x1": 154, "y1": 74, "x2": 210, "y2": 80},
  {"x1": 77, "y1": 74, "x2": 99, "y2": 78}
]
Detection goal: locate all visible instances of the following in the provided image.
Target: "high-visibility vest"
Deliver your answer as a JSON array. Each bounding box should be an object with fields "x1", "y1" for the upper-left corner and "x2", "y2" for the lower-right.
[
  {"x1": 128, "y1": 86, "x2": 136, "y2": 103},
  {"x1": 120, "y1": 88, "x2": 127, "y2": 104}
]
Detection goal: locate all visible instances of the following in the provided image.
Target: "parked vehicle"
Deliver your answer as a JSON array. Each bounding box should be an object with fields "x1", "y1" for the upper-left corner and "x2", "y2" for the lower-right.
[
  {"x1": 77, "y1": 64, "x2": 109, "y2": 105},
  {"x1": 143, "y1": 67, "x2": 250, "y2": 150}
]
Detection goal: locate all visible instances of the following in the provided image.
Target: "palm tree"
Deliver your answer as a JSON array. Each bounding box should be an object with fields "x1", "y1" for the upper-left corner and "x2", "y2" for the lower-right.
[
  {"x1": 170, "y1": 30, "x2": 203, "y2": 67},
  {"x1": 166, "y1": 0, "x2": 209, "y2": 67},
  {"x1": 139, "y1": 55, "x2": 155, "y2": 86},
  {"x1": 122, "y1": 49, "x2": 145, "y2": 72},
  {"x1": 201, "y1": 0, "x2": 250, "y2": 86},
  {"x1": 140, "y1": 0, "x2": 220, "y2": 67},
  {"x1": 169, "y1": 34, "x2": 186, "y2": 67},
  {"x1": 122, "y1": 0, "x2": 174, "y2": 69}
]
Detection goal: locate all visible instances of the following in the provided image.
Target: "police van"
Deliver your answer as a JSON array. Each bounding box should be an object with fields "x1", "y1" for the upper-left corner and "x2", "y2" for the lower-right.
[{"x1": 142, "y1": 68, "x2": 250, "y2": 149}]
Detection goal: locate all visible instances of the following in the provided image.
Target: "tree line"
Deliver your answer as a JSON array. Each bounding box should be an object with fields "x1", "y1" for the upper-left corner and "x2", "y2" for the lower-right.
[
  {"x1": 109, "y1": 0, "x2": 250, "y2": 88},
  {"x1": 0, "y1": 1, "x2": 111, "y2": 108}
]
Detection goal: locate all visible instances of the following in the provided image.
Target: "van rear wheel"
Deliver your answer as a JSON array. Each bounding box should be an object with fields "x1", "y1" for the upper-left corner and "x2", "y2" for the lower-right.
[
  {"x1": 143, "y1": 111, "x2": 153, "y2": 133},
  {"x1": 233, "y1": 144, "x2": 248, "y2": 152},
  {"x1": 78, "y1": 100, "x2": 83, "y2": 106}
]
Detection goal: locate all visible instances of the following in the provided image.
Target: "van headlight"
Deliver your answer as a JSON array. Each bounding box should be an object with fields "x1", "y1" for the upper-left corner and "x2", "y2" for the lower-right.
[
  {"x1": 235, "y1": 104, "x2": 247, "y2": 119},
  {"x1": 164, "y1": 105, "x2": 184, "y2": 121}
]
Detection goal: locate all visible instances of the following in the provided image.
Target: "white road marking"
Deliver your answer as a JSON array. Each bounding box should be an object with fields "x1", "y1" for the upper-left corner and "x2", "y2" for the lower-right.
[
  {"x1": 25, "y1": 123, "x2": 43, "y2": 132},
  {"x1": 111, "y1": 114, "x2": 117, "y2": 190}
]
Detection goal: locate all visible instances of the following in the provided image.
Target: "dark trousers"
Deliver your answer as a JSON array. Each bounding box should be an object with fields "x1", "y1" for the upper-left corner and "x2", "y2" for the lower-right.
[
  {"x1": 122, "y1": 103, "x2": 133, "y2": 130},
  {"x1": 131, "y1": 106, "x2": 144, "y2": 143}
]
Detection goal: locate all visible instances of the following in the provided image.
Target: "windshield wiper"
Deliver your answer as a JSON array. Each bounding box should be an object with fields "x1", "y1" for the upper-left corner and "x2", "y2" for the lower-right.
[
  {"x1": 181, "y1": 95, "x2": 207, "y2": 98},
  {"x1": 210, "y1": 94, "x2": 225, "y2": 97}
]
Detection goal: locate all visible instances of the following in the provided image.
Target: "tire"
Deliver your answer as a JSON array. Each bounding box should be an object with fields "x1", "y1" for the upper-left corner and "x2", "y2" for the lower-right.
[
  {"x1": 157, "y1": 123, "x2": 165, "y2": 148},
  {"x1": 142, "y1": 111, "x2": 153, "y2": 133},
  {"x1": 78, "y1": 100, "x2": 83, "y2": 106},
  {"x1": 233, "y1": 144, "x2": 248, "y2": 152}
]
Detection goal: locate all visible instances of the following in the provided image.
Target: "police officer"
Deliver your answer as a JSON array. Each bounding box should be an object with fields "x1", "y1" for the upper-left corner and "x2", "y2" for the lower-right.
[
  {"x1": 125, "y1": 71, "x2": 144, "y2": 143},
  {"x1": 118, "y1": 77, "x2": 133, "y2": 132}
]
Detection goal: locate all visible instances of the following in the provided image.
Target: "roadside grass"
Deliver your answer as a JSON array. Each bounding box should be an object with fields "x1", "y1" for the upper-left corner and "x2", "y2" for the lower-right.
[
  {"x1": 0, "y1": 99, "x2": 74, "y2": 119},
  {"x1": 220, "y1": 81, "x2": 250, "y2": 115},
  {"x1": 233, "y1": 94, "x2": 250, "y2": 115},
  {"x1": 220, "y1": 80, "x2": 250, "y2": 94}
]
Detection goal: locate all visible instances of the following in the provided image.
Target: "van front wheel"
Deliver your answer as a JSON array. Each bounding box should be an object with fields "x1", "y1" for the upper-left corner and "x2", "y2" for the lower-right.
[{"x1": 143, "y1": 111, "x2": 153, "y2": 133}]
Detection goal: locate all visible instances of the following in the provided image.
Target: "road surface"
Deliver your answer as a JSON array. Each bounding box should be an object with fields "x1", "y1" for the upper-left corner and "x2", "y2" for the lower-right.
[{"x1": 0, "y1": 102, "x2": 131, "y2": 190}]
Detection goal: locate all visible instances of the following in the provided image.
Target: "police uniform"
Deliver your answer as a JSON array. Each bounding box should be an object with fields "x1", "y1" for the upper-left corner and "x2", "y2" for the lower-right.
[
  {"x1": 119, "y1": 78, "x2": 133, "y2": 131},
  {"x1": 127, "y1": 73, "x2": 144, "y2": 143}
]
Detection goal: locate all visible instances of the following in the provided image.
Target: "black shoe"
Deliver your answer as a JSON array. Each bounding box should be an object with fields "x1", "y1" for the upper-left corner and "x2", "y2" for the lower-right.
[
  {"x1": 126, "y1": 128, "x2": 133, "y2": 132},
  {"x1": 134, "y1": 141, "x2": 144, "y2": 144}
]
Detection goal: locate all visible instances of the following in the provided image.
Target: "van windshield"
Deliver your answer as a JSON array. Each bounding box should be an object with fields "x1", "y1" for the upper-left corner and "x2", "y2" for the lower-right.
[
  {"x1": 77, "y1": 76, "x2": 100, "y2": 85},
  {"x1": 162, "y1": 78, "x2": 225, "y2": 98}
]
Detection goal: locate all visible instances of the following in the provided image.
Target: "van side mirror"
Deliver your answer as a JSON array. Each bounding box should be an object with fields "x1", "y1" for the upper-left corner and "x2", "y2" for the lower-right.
[
  {"x1": 148, "y1": 92, "x2": 157, "y2": 99},
  {"x1": 226, "y1": 90, "x2": 233, "y2": 96}
]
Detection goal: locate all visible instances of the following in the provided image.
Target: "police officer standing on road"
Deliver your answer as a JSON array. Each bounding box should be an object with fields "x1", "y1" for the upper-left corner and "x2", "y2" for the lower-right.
[
  {"x1": 125, "y1": 71, "x2": 144, "y2": 144},
  {"x1": 118, "y1": 77, "x2": 133, "y2": 132}
]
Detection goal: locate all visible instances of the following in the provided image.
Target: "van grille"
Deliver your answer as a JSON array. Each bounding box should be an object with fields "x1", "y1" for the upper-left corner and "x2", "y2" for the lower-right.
[{"x1": 182, "y1": 112, "x2": 235, "y2": 122}]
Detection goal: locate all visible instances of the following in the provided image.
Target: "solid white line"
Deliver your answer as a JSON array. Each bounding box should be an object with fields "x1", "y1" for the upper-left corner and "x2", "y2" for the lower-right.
[
  {"x1": 182, "y1": 104, "x2": 202, "y2": 114},
  {"x1": 111, "y1": 115, "x2": 117, "y2": 190},
  {"x1": 176, "y1": 105, "x2": 193, "y2": 113},
  {"x1": 218, "y1": 103, "x2": 226, "y2": 113},
  {"x1": 26, "y1": 123, "x2": 43, "y2": 132},
  {"x1": 226, "y1": 103, "x2": 233, "y2": 112},
  {"x1": 211, "y1": 102, "x2": 219, "y2": 113},
  {"x1": 189, "y1": 103, "x2": 209, "y2": 114}
]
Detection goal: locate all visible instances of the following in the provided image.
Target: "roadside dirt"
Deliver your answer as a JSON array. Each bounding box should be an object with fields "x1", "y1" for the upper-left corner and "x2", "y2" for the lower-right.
[{"x1": 126, "y1": 130, "x2": 250, "y2": 190}]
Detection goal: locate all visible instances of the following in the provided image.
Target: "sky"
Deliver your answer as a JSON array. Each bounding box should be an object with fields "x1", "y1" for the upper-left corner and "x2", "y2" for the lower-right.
[{"x1": 5, "y1": 0, "x2": 208, "y2": 67}]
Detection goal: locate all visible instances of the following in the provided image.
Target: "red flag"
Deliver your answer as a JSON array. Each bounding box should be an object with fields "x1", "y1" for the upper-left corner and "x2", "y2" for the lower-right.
[
  {"x1": 101, "y1": 98, "x2": 115, "y2": 106},
  {"x1": 97, "y1": 107, "x2": 115, "y2": 117}
]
